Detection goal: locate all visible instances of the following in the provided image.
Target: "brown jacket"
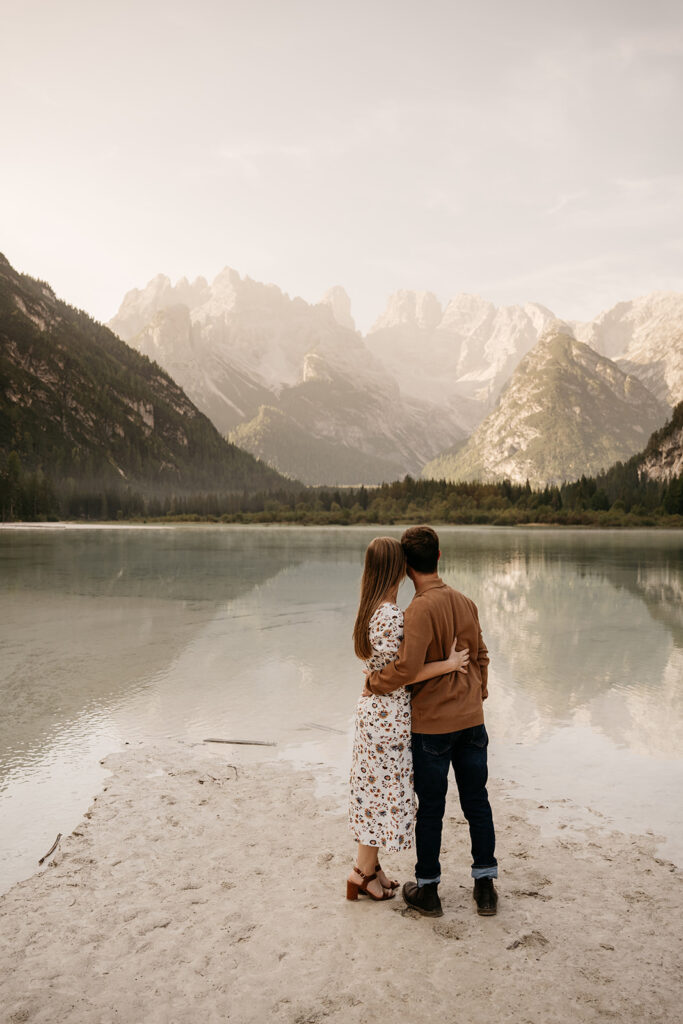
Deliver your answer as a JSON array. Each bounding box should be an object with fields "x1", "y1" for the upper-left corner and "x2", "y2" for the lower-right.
[{"x1": 367, "y1": 577, "x2": 489, "y2": 734}]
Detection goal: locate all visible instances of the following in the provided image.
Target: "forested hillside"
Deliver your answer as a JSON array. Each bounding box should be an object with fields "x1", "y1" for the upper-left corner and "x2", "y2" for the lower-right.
[{"x1": 0, "y1": 255, "x2": 292, "y2": 517}]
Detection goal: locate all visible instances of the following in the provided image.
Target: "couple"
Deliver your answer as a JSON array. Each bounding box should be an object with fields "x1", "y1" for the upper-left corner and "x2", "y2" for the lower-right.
[{"x1": 347, "y1": 525, "x2": 498, "y2": 918}]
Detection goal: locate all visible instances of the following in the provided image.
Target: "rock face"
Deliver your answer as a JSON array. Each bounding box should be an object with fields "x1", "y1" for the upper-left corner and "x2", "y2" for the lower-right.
[
  {"x1": 0, "y1": 254, "x2": 289, "y2": 493},
  {"x1": 320, "y1": 286, "x2": 355, "y2": 331},
  {"x1": 572, "y1": 292, "x2": 683, "y2": 406},
  {"x1": 367, "y1": 291, "x2": 558, "y2": 428},
  {"x1": 638, "y1": 402, "x2": 683, "y2": 482},
  {"x1": 109, "y1": 270, "x2": 683, "y2": 488},
  {"x1": 109, "y1": 272, "x2": 464, "y2": 485},
  {"x1": 422, "y1": 331, "x2": 670, "y2": 487}
]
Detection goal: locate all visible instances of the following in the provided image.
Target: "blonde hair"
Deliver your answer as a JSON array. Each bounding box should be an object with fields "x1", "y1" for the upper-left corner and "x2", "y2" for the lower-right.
[{"x1": 353, "y1": 537, "x2": 407, "y2": 659}]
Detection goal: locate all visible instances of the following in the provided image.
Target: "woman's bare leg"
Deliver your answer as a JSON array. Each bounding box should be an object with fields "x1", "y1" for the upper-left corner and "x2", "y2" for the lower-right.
[
  {"x1": 357, "y1": 843, "x2": 396, "y2": 890},
  {"x1": 348, "y1": 843, "x2": 390, "y2": 898}
]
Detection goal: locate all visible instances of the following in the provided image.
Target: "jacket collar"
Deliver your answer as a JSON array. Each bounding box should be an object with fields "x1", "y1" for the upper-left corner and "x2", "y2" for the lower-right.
[{"x1": 414, "y1": 575, "x2": 445, "y2": 596}]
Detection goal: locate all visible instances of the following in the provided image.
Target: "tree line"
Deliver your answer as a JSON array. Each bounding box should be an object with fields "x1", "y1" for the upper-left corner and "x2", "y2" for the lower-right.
[{"x1": 2, "y1": 448, "x2": 682, "y2": 527}]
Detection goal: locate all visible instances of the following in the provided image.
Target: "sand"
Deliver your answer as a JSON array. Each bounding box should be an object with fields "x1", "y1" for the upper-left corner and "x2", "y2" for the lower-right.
[{"x1": 1, "y1": 741, "x2": 681, "y2": 1024}]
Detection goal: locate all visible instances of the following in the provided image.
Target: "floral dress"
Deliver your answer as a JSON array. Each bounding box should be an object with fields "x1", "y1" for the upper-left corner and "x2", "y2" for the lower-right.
[{"x1": 348, "y1": 602, "x2": 415, "y2": 851}]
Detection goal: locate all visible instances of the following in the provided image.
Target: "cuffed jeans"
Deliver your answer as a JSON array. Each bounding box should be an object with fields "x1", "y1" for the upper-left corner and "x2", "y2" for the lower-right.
[{"x1": 412, "y1": 724, "x2": 498, "y2": 884}]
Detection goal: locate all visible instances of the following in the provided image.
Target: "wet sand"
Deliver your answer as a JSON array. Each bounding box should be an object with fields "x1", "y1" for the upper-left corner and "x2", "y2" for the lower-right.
[{"x1": 0, "y1": 741, "x2": 680, "y2": 1024}]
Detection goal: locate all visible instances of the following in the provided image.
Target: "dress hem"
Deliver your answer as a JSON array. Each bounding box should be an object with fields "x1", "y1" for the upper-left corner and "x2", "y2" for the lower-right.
[{"x1": 349, "y1": 829, "x2": 415, "y2": 854}]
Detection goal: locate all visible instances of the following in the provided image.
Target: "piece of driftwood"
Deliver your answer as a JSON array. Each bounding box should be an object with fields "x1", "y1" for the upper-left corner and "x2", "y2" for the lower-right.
[
  {"x1": 203, "y1": 738, "x2": 276, "y2": 747},
  {"x1": 303, "y1": 722, "x2": 345, "y2": 735},
  {"x1": 38, "y1": 833, "x2": 62, "y2": 865}
]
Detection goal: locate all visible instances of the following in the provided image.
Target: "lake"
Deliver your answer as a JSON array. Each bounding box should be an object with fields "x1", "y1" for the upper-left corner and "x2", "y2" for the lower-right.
[{"x1": 1, "y1": 525, "x2": 682, "y2": 892}]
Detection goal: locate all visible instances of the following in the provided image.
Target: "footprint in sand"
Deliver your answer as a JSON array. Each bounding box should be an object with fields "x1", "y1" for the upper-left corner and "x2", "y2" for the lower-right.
[{"x1": 506, "y1": 930, "x2": 549, "y2": 951}]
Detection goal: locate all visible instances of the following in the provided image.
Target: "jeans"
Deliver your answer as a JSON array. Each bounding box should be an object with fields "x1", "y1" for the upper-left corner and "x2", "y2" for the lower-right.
[{"x1": 411, "y1": 724, "x2": 497, "y2": 883}]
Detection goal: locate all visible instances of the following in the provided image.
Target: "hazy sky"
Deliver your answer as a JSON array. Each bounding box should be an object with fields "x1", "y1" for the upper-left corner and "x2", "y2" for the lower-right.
[{"x1": 2, "y1": 0, "x2": 682, "y2": 330}]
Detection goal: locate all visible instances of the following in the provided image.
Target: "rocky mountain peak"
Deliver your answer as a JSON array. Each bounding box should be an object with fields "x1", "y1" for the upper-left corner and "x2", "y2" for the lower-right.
[
  {"x1": 370, "y1": 289, "x2": 443, "y2": 332},
  {"x1": 320, "y1": 286, "x2": 355, "y2": 331},
  {"x1": 570, "y1": 291, "x2": 683, "y2": 405},
  {"x1": 422, "y1": 330, "x2": 669, "y2": 487},
  {"x1": 109, "y1": 273, "x2": 210, "y2": 340},
  {"x1": 0, "y1": 253, "x2": 289, "y2": 495},
  {"x1": 440, "y1": 293, "x2": 495, "y2": 332},
  {"x1": 535, "y1": 324, "x2": 582, "y2": 352}
]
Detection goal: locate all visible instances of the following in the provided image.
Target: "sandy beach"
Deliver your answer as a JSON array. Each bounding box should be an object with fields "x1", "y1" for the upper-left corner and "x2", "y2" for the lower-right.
[{"x1": 0, "y1": 742, "x2": 680, "y2": 1024}]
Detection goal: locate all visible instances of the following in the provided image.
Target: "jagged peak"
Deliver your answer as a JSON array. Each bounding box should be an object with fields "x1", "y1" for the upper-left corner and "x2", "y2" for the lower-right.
[
  {"x1": 535, "y1": 321, "x2": 577, "y2": 345},
  {"x1": 443, "y1": 292, "x2": 494, "y2": 313},
  {"x1": 211, "y1": 266, "x2": 241, "y2": 289},
  {"x1": 593, "y1": 290, "x2": 683, "y2": 319},
  {"x1": 370, "y1": 289, "x2": 443, "y2": 332},
  {"x1": 320, "y1": 286, "x2": 355, "y2": 331}
]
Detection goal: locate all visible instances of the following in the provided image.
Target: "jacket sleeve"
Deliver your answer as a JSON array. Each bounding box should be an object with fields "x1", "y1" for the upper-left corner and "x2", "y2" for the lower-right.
[
  {"x1": 473, "y1": 601, "x2": 490, "y2": 699},
  {"x1": 366, "y1": 600, "x2": 432, "y2": 695}
]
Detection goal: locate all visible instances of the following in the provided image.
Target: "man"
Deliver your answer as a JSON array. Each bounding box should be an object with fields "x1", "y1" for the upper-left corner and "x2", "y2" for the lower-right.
[{"x1": 365, "y1": 525, "x2": 498, "y2": 918}]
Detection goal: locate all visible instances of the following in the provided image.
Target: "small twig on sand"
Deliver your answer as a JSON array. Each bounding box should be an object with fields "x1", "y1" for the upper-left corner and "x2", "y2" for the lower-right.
[
  {"x1": 203, "y1": 738, "x2": 276, "y2": 747},
  {"x1": 303, "y1": 722, "x2": 345, "y2": 735},
  {"x1": 38, "y1": 833, "x2": 62, "y2": 865}
]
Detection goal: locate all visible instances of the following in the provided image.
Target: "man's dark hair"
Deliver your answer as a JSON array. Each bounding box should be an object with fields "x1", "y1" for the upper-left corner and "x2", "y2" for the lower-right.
[{"x1": 401, "y1": 525, "x2": 440, "y2": 573}]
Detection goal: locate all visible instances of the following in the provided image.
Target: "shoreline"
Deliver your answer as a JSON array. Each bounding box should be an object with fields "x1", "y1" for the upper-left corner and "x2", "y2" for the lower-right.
[
  {"x1": 1, "y1": 742, "x2": 680, "y2": 1024},
  {"x1": 2, "y1": 520, "x2": 683, "y2": 532}
]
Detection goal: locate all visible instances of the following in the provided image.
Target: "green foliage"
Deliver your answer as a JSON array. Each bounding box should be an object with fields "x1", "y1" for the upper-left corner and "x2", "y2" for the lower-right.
[
  {"x1": 4, "y1": 459, "x2": 681, "y2": 526},
  {"x1": 1, "y1": 252, "x2": 682, "y2": 530},
  {"x1": 0, "y1": 254, "x2": 293, "y2": 506}
]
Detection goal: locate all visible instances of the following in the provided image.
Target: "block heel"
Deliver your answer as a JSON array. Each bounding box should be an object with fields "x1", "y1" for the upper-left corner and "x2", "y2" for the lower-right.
[
  {"x1": 346, "y1": 880, "x2": 360, "y2": 901},
  {"x1": 346, "y1": 865, "x2": 395, "y2": 902}
]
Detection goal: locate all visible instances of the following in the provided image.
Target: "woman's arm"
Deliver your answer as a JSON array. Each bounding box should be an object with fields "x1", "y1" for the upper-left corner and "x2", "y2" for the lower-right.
[
  {"x1": 363, "y1": 638, "x2": 469, "y2": 691},
  {"x1": 411, "y1": 638, "x2": 469, "y2": 683}
]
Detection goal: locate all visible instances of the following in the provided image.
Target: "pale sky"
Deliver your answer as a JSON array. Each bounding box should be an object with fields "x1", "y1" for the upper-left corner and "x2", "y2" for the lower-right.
[{"x1": 2, "y1": 0, "x2": 682, "y2": 331}]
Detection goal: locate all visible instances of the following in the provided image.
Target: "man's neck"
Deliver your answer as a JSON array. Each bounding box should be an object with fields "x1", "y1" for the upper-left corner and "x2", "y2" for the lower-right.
[{"x1": 410, "y1": 570, "x2": 440, "y2": 592}]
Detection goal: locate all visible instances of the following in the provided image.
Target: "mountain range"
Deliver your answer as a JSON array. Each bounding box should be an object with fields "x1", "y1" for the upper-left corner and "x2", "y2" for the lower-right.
[
  {"x1": 422, "y1": 330, "x2": 670, "y2": 487},
  {"x1": 109, "y1": 272, "x2": 465, "y2": 485},
  {"x1": 572, "y1": 293, "x2": 683, "y2": 407},
  {"x1": 366, "y1": 291, "x2": 558, "y2": 424},
  {"x1": 0, "y1": 255, "x2": 289, "y2": 495},
  {"x1": 109, "y1": 272, "x2": 683, "y2": 487}
]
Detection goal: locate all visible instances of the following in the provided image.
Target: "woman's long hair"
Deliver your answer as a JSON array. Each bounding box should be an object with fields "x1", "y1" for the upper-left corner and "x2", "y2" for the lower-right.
[{"x1": 353, "y1": 537, "x2": 407, "y2": 659}]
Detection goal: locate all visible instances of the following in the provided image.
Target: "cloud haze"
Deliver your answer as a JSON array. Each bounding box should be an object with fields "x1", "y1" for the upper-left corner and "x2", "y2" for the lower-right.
[{"x1": 1, "y1": 0, "x2": 682, "y2": 329}]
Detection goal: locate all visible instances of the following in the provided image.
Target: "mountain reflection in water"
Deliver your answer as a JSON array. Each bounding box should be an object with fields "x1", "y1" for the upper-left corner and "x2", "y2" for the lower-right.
[{"x1": 1, "y1": 525, "x2": 681, "y2": 890}]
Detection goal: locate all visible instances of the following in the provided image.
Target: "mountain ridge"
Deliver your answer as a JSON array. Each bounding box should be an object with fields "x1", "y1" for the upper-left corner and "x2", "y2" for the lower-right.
[
  {"x1": 108, "y1": 267, "x2": 683, "y2": 487},
  {"x1": 109, "y1": 270, "x2": 465, "y2": 485},
  {"x1": 422, "y1": 330, "x2": 670, "y2": 487},
  {"x1": 0, "y1": 254, "x2": 290, "y2": 495}
]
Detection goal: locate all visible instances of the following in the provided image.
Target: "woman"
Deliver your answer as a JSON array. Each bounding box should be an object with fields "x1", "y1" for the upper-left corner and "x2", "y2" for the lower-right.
[{"x1": 347, "y1": 536, "x2": 468, "y2": 901}]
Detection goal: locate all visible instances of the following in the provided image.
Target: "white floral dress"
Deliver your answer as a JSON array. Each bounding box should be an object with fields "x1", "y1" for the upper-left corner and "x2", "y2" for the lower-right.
[{"x1": 348, "y1": 602, "x2": 415, "y2": 851}]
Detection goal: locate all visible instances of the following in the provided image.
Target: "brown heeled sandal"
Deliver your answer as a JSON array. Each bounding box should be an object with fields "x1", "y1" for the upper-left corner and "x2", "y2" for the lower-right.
[
  {"x1": 346, "y1": 865, "x2": 395, "y2": 902},
  {"x1": 375, "y1": 862, "x2": 399, "y2": 890}
]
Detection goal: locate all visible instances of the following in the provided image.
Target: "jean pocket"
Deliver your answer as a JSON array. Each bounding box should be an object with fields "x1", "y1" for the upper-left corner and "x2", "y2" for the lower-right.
[
  {"x1": 421, "y1": 734, "x2": 454, "y2": 757},
  {"x1": 466, "y1": 724, "x2": 488, "y2": 749}
]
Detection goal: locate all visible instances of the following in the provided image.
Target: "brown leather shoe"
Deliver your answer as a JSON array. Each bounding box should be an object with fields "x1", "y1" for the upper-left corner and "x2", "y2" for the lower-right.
[
  {"x1": 473, "y1": 877, "x2": 498, "y2": 915},
  {"x1": 402, "y1": 881, "x2": 443, "y2": 917}
]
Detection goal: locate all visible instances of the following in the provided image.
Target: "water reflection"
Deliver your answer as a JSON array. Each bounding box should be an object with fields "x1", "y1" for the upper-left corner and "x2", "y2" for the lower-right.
[
  {"x1": 0, "y1": 528, "x2": 312, "y2": 773},
  {"x1": 437, "y1": 531, "x2": 683, "y2": 755},
  {"x1": 1, "y1": 525, "x2": 682, "y2": 891}
]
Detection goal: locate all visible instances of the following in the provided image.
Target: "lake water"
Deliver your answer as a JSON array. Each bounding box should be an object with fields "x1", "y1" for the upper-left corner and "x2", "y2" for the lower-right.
[{"x1": 1, "y1": 525, "x2": 682, "y2": 892}]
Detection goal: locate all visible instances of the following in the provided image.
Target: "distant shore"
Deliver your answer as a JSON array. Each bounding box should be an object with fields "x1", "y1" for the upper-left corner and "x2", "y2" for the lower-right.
[
  {"x1": 0, "y1": 741, "x2": 680, "y2": 1024},
  {"x1": 2, "y1": 518, "x2": 683, "y2": 531}
]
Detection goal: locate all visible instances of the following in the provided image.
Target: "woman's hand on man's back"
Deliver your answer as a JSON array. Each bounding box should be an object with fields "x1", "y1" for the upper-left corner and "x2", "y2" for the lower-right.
[{"x1": 449, "y1": 637, "x2": 470, "y2": 674}]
